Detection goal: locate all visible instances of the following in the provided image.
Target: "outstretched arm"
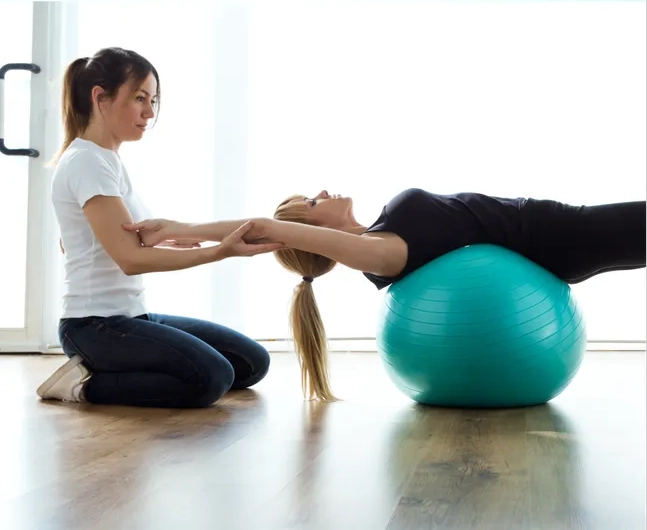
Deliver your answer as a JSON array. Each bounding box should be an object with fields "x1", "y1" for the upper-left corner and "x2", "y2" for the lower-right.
[
  {"x1": 265, "y1": 219, "x2": 394, "y2": 275},
  {"x1": 125, "y1": 217, "x2": 400, "y2": 276},
  {"x1": 125, "y1": 218, "x2": 256, "y2": 245}
]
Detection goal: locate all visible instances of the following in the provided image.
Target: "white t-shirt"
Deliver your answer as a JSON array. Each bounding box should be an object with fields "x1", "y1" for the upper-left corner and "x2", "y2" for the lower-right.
[{"x1": 51, "y1": 138, "x2": 151, "y2": 318}]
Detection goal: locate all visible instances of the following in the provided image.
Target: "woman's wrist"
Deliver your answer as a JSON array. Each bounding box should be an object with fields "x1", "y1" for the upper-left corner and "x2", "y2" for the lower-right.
[
  {"x1": 262, "y1": 218, "x2": 280, "y2": 240},
  {"x1": 172, "y1": 221, "x2": 195, "y2": 239}
]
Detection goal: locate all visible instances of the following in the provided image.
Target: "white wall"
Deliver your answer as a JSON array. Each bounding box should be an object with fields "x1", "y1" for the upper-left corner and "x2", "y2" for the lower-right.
[
  {"x1": 70, "y1": 0, "x2": 645, "y2": 344},
  {"x1": 242, "y1": 1, "x2": 646, "y2": 342}
]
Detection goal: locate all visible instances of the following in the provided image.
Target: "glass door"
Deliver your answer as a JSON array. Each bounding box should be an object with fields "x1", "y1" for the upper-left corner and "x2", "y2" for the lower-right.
[{"x1": 0, "y1": 3, "x2": 71, "y2": 352}]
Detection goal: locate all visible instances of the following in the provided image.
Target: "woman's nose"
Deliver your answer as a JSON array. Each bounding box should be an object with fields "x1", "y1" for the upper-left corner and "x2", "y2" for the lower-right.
[{"x1": 143, "y1": 104, "x2": 156, "y2": 118}]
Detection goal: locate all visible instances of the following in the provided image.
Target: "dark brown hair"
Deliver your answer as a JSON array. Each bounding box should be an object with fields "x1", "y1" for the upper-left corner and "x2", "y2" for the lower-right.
[{"x1": 53, "y1": 47, "x2": 160, "y2": 163}]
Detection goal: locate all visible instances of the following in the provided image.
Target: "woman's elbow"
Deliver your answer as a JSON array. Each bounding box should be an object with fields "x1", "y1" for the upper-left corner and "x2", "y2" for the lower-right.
[
  {"x1": 122, "y1": 265, "x2": 143, "y2": 276},
  {"x1": 361, "y1": 248, "x2": 389, "y2": 276},
  {"x1": 120, "y1": 261, "x2": 142, "y2": 276},
  {"x1": 369, "y1": 244, "x2": 403, "y2": 277},
  {"x1": 116, "y1": 254, "x2": 147, "y2": 276}
]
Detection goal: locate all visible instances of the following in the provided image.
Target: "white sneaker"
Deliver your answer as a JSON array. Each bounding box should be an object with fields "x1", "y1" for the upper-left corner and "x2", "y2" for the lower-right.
[{"x1": 37, "y1": 355, "x2": 91, "y2": 402}]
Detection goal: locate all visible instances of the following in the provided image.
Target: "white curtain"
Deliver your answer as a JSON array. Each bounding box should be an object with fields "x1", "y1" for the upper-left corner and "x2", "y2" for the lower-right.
[{"x1": 68, "y1": 0, "x2": 645, "y2": 344}]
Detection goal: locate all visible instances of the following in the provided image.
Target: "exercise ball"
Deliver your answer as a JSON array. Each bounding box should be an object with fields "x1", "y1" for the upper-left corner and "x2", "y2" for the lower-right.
[{"x1": 376, "y1": 244, "x2": 586, "y2": 408}]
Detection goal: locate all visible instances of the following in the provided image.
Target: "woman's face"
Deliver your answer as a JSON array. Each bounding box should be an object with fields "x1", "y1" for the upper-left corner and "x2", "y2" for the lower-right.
[
  {"x1": 301, "y1": 190, "x2": 354, "y2": 228},
  {"x1": 96, "y1": 72, "x2": 158, "y2": 143}
]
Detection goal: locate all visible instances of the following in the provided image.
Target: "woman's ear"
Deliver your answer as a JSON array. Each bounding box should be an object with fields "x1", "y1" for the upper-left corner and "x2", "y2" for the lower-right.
[{"x1": 90, "y1": 85, "x2": 106, "y2": 106}]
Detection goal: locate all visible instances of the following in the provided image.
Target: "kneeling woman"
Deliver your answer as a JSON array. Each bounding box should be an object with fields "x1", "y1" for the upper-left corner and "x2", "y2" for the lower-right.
[{"x1": 38, "y1": 48, "x2": 281, "y2": 407}]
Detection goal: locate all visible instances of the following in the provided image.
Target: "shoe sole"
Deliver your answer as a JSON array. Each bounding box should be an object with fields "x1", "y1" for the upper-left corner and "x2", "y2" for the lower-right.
[{"x1": 36, "y1": 355, "x2": 86, "y2": 399}]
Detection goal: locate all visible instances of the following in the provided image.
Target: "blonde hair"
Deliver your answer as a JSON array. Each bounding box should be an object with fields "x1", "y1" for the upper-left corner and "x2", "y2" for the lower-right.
[{"x1": 273, "y1": 195, "x2": 339, "y2": 402}]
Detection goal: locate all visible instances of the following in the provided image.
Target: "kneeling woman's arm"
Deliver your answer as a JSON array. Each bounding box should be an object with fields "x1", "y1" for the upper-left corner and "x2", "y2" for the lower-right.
[{"x1": 85, "y1": 198, "x2": 281, "y2": 275}]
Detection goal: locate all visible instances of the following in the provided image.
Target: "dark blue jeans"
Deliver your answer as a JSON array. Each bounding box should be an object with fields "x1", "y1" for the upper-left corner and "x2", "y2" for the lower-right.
[{"x1": 58, "y1": 313, "x2": 271, "y2": 408}]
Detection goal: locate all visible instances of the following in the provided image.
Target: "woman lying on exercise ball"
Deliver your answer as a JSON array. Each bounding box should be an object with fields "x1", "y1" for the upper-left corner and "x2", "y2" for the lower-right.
[
  {"x1": 37, "y1": 47, "x2": 281, "y2": 407},
  {"x1": 124, "y1": 188, "x2": 647, "y2": 402}
]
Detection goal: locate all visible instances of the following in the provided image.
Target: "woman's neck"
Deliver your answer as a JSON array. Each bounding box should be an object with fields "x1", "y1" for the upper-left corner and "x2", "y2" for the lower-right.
[{"x1": 81, "y1": 124, "x2": 121, "y2": 152}]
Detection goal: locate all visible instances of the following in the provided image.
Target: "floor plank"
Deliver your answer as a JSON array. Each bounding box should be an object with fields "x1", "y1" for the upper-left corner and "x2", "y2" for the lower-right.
[{"x1": 0, "y1": 351, "x2": 644, "y2": 530}]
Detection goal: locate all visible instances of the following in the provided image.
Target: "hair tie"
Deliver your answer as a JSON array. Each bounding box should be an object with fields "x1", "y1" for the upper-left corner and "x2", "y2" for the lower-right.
[{"x1": 302, "y1": 276, "x2": 313, "y2": 283}]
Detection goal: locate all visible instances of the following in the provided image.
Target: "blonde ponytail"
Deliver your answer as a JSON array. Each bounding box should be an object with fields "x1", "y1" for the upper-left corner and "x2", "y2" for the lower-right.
[{"x1": 290, "y1": 277, "x2": 337, "y2": 401}]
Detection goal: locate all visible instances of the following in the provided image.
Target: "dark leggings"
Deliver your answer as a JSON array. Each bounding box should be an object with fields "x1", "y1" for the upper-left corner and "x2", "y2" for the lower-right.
[{"x1": 519, "y1": 198, "x2": 646, "y2": 283}]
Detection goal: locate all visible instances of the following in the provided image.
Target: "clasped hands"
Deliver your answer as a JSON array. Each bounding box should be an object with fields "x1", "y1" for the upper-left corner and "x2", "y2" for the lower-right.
[{"x1": 122, "y1": 217, "x2": 284, "y2": 258}]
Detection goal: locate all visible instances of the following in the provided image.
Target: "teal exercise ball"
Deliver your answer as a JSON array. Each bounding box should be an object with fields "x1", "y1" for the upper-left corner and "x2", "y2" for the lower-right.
[{"x1": 376, "y1": 244, "x2": 586, "y2": 408}]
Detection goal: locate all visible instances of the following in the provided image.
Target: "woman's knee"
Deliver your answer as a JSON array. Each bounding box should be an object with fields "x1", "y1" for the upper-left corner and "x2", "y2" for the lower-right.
[
  {"x1": 192, "y1": 353, "x2": 235, "y2": 407},
  {"x1": 247, "y1": 345, "x2": 271, "y2": 386},
  {"x1": 229, "y1": 343, "x2": 270, "y2": 390}
]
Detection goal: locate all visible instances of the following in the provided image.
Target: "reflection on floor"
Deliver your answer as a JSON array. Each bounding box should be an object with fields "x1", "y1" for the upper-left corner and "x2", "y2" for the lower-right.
[{"x1": 0, "y1": 351, "x2": 644, "y2": 530}]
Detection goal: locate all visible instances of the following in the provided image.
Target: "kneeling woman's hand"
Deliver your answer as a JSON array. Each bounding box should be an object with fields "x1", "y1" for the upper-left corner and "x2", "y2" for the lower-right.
[
  {"x1": 240, "y1": 217, "x2": 282, "y2": 245},
  {"x1": 217, "y1": 220, "x2": 284, "y2": 258}
]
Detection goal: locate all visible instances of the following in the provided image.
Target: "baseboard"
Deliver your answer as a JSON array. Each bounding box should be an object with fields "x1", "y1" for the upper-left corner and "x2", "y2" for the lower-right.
[
  {"x1": 3, "y1": 338, "x2": 645, "y2": 355},
  {"x1": 259, "y1": 338, "x2": 646, "y2": 354}
]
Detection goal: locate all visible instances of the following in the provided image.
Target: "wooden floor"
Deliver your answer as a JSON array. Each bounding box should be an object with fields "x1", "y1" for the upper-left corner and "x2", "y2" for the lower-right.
[{"x1": 0, "y1": 351, "x2": 644, "y2": 530}]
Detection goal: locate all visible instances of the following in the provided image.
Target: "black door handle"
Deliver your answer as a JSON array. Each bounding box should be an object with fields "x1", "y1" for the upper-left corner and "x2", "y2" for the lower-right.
[{"x1": 0, "y1": 63, "x2": 41, "y2": 158}]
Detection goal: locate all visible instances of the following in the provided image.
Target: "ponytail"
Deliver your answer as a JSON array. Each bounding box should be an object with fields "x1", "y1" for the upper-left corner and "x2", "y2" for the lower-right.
[
  {"x1": 51, "y1": 57, "x2": 89, "y2": 165},
  {"x1": 273, "y1": 240, "x2": 338, "y2": 401},
  {"x1": 290, "y1": 277, "x2": 337, "y2": 401}
]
